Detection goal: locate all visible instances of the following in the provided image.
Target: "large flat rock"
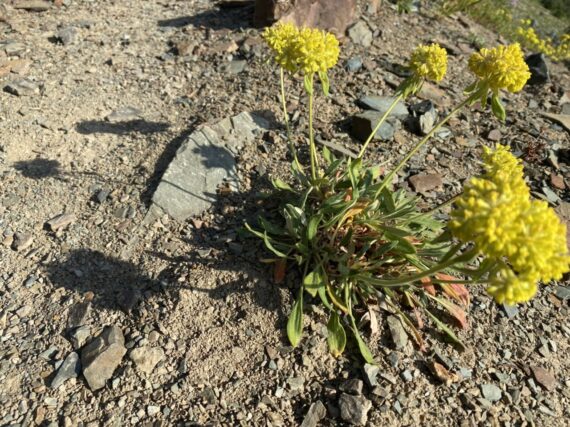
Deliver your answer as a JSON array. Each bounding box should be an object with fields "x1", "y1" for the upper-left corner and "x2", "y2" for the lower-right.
[{"x1": 148, "y1": 112, "x2": 270, "y2": 222}]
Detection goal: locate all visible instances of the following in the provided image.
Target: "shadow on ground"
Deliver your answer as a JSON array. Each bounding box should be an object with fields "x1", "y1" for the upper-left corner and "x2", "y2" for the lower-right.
[
  {"x1": 45, "y1": 248, "x2": 167, "y2": 314},
  {"x1": 157, "y1": 2, "x2": 254, "y2": 31},
  {"x1": 13, "y1": 158, "x2": 62, "y2": 179},
  {"x1": 75, "y1": 120, "x2": 170, "y2": 135}
]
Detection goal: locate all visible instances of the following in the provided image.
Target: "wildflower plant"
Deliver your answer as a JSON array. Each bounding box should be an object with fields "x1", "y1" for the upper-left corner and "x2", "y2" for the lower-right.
[{"x1": 248, "y1": 25, "x2": 570, "y2": 362}]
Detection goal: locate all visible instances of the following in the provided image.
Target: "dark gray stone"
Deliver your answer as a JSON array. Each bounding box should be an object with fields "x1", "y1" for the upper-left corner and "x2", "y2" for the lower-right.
[
  {"x1": 339, "y1": 379, "x2": 363, "y2": 395},
  {"x1": 339, "y1": 393, "x2": 372, "y2": 425},
  {"x1": 345, "y1": 57, "x2": 363, "y2": 73},
  {"x1": 50, "y1": 352, "x2": 81, "y2": 389},
  {"x1": 555, "y1": 286, "x2": 570, "y2": 300},
  {"x1": 409, "y1": 100, "x2": 437, "y2": 135},
  {"x1": 525, "y1": 53, "x2": 549, "y2": 85},
  {"x1": 67, "y1": 302, "x2": 91, "y2": 329},
  {"x1": 351, "y1": 111, "x2": 397, "y2": 142}
]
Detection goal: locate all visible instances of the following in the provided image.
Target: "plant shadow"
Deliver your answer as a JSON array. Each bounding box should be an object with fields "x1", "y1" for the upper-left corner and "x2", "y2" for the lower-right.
[
  {"x1": 13, "y1": 158, "x2": 62, "y2": 179},
  {"x1": 157, "y1": 3, "x2": 254, "y2": 31},
  {"x1": 45, "y1": 248, "x2": 168, "y2": 315},
  {"x1": 75, "y1": 120, "x2": 170, "y2": 136}
]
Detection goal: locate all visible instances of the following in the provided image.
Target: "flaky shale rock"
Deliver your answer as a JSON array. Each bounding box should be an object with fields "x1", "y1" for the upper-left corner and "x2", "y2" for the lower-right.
[{"x1": 81, "y1": 326, "x2": 126, "y2": 391}]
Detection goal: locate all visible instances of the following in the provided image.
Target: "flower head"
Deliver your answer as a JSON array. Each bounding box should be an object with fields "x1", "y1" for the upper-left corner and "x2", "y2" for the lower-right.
[
  {"x1": 449, "y1": 145, "x2": 530, "y2": 260},
  {"x1": 487, "y1": 267, "x2": 537, "y2": 305},
  {"x1": 468, "y1": 43, "x2": 531, "y2": 93},
  {"x1": 293, "y1": 27, "x2": 340, "y2": 74},
  {"x1": 263, "y1": 23, "x2": 300, "y2": 73},
  {"x1": 450, "y1": 144, "x2": 570, "y2": 304},
  {"x1": 409, "y1": 43, "x2": 448, "y2": 82}
]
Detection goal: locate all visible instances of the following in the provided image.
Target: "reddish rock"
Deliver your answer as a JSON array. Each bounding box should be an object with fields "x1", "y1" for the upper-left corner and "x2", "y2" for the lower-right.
[
  {"x1": 550, "y1": 173, "x2": 565, "y2": 190},
  {"x1": 254, "y1": 0, "x2": 356, "y2": 35},
  {"x1": 409, "y1": 173, "x2": 443, "y2": 193},
  {"x1": 531, "y1": 366, "x2": 557, "y2": 391},
  {"x1": 487, "y1": 129, "x2": 501, "y2": 141}
]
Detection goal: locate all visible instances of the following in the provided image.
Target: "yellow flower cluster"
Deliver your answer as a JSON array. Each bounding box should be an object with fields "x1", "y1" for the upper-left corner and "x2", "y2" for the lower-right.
[
  {"x1": 409, "y1": 43, "x2": 448, "y2": 82},
  {"x1": 450, "y1": 145, "x2": 570, "y2": 304},
  {"x1": 515, "y1": 22, "x2": 570, "y2": 62},
  {"x1": 263, "y1": 23, "x2": 302, "y2": 73},
  {"x1": 487, "y1": 268, "x2": 537, "y2": 306},
  {"x1": 262, "y1": 23, "x2": 340, "y2": 74},
  {"x1": 468, "y1": 43, "x2": 531, "y2": 93}
]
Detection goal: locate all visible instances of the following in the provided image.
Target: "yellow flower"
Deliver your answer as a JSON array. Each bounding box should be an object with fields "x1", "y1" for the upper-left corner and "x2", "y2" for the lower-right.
[
  {"x1": 262, "y1": 24, "x2": 340, "y2": 75},
  {"x1": 293, "y1": 27, "x2": 340, "y2": 74},
  {"x1": 487, "y1": 267, "x2": 537, "y2": 305},
  {"x1": 508, "y1": 200, "x2": 570, "y2": 283},
  {"x1": 409, "y1": 43, "x2": 448, "y2": 82},
  {"x1": 263, "y1": 23, "x2": 300, "y2": 73},
  {"x1": 450, "y1": 145, "x2": 530, "y2": 260},
  {"x1": 468, "y1": 43, "x2": 531, "y2": 93},
  {"x1": 451, "y1": 144, "x2": 570, "y2": 304}
]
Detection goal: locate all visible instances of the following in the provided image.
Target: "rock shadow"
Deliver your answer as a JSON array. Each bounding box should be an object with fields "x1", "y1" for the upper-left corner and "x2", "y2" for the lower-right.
[
  {"x1": 45, "y1": 248, "x2": 168, "y2": 314},
  {"x1": 13, "y1": 158, "x2": 61, "y2": 179},
  {"x1": 75, "y1": 120, "x2": 170, "y2": 136},
  {"x1": 147, "y1": 165, "x2": 291, "y2": 328},
  {"x1": 157, "y1": 3, "x2": 254, "y2": 31}
]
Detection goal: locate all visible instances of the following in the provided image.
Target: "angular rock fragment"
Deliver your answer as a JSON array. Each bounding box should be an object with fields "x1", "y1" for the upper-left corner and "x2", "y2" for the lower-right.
[
  {"x1": 50, "y1": 352, "x2": 81, "y2": 389},
  {"x1": 81, "y1": 326, "x2": 126, "y2": 391}
]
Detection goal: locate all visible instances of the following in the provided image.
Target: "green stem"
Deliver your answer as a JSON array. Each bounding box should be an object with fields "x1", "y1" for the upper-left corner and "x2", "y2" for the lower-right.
[
  {"x1": 280, "y1": 68, "x2": 303, "y2": 175},
  {"x1": 376, "y1": 97, "x2": 471, "y2": 196},
  {"x1": 357, "y1": 94, "x2": 404, "y2": 159},
  {"x1": 357, "y1": 247, "x2": 479, "y2": 288},
  {"x1": 308, "y1": 74, "x2": 318, "y2": 181}
]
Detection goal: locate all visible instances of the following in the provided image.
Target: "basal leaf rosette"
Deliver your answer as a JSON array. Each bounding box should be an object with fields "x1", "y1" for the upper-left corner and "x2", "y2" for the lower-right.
[
  {"x1": 450, "y1": 145, "x2": 570, "y2": 304},
  {"x1": 466, "y1": 43, "x2": 531, "y2": 121},
  {"x1": 398, "y1": 43, "x2": 448, "y2": 98}
]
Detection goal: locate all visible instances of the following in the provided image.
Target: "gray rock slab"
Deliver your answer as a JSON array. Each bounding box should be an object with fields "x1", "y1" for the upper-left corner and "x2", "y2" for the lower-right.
[
  {"x1": 148, "y1": 112, "x2": 271, "y2": 222},
  {"x1": 50, "y1": 352, "x2": 81, "y2": 389},
  {"x1": 339, "y1": 393, "x2": 372, "y2": 425},
  {"x1": 351, "y1": 111, "x2": 398, "y2": 142},
  {"x1": 81, "y1": 325, "x2": 126, "y2": 391},
  {"x1": 357, "y1": 96, "x2": 409, "y2": 119},
  {"x1": 300, "y1": 401, "x2": 326, "y2": 427}
]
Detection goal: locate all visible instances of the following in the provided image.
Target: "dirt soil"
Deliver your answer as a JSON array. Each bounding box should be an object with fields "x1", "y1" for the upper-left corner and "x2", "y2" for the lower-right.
[{"x1": 0, "y1": 0, "x2": 569, "y2": 426}]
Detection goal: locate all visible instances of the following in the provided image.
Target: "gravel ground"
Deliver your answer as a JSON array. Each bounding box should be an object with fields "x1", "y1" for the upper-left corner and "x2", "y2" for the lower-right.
[{"x1": 0, "y1": 0, "x2": 569, "y2": 426}]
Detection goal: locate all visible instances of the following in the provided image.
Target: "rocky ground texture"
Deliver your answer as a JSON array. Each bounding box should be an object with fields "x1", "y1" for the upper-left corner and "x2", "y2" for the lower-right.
[{"x1": 0, "y1": 0, "x2": 569, "y2": 426}]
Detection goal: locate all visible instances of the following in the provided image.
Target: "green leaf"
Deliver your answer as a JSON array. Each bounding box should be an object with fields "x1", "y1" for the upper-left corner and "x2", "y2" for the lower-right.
[
  {"x1": 263, "y1": 231, "x2": 290, "y2": 258},
  {"x1": 304, "y1": 73, "x2": 314, "y2": 95},
  {"x1": 425, "y1": 309, "x2": 465, "y2": 350},
  {"x1": 322, "y1": 145, "x2": 332, "y2": 165},
  {"x1": 381, "y1": 188, "x2": 396, "y2": 213},
  {"x1": 327, "y1": 311, "x2": 347, "y2": 357},
  {"x1": 307, "y1": 215, "x2": 321, "y2": 242},
  {"x1": 287, "y1": 290, "x2": 304, "y2": 347},
  {"x1": 258, "y1": 217, "x2": 286, "y2": 236},
  {"x1": 317, "y1": 283, "x2": 332, "y2": 310},
  {"x1": 272, "y1": 178, "x2": 294, "y2": 192},
  {"x1": 350, "y1": 317, "x2": 375, "y2": 364},
  {"x1": 283, "y1": 204, "x2": 306, "y2": 238},
  {"x1": 318, "y1": 71, "x2": 330, "y2": 96},
  {"x1": 491, "y1": 94, "x2": 506, "y2": 122},
  {"x1": 303, "y1": 270, "x2": 323, "y2": 297}
]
